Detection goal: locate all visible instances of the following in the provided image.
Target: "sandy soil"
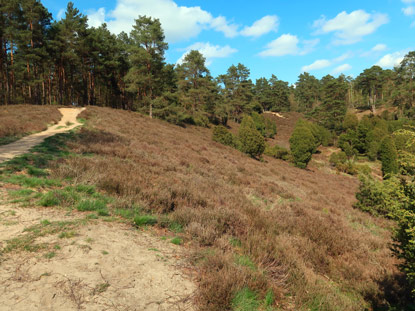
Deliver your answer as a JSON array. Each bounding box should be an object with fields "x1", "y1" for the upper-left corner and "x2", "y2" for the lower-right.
[
  {"x1": 0, "y1": 188, "x2": 195, "y2": 311},
  {"x1": 0, "y1": 108, "x2": 85, "y2": 163}
]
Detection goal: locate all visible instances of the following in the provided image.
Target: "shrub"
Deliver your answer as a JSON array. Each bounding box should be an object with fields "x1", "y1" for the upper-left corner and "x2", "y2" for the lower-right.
[
  {"x1": 392, "y1": 179, "x2": 415, "y2": 295},
  {"x1": 342, "y1": 112, "x2": 358, "y2": 131},
  {"x1": 264, "y1": 117, "x2": 277, "y2": 138},
  {"x1": 338, "y1": 129, "x2": 359, "y2": 155},
  {"x1": 289, "y1": 121, "x2": 317, "y2": 169},
  {"x1": 251, "y1": 112, "x2": 277, "y2": 138},
  {"x1": 379, "y1": 136, "x2": 399, "y2": 178},
  {"x1": 238, "y1": 115, "x2": 265, "y2": 159},
  {"x1": 329, "y1": 151, "x2": 358, "y2": 175},
  {"x1": 251, "y1": 112, "x2": 266, "y2": 136},
  {"x1": 213, "y1": 125, "x2": 237, "y2": 148},
  {"x1": 354, "y1": 175, "x2": 404, "y2": 217},
  {"x1": 264, "y1": 144, "x2": 290, "y2": 161}
]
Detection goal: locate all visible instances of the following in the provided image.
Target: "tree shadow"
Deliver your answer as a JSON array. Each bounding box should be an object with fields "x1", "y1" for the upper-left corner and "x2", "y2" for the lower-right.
[{"x1": 367, "y1": 272, "x2": 415, "y2": 311}]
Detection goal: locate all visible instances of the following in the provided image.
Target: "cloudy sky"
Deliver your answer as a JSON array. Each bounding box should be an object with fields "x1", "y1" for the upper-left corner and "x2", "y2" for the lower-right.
[{"x1": 43, "y1": 0, "x2": 414, "y2": 84}]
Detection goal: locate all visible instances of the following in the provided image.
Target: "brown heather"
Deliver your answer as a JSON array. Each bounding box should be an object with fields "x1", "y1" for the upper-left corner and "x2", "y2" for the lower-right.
[
  {"x1": 0, "y1": 105, "x2": 61, "y2": 138},
  {"x1": 47, "y1": 107, "x2": 400, "y2": 310}
]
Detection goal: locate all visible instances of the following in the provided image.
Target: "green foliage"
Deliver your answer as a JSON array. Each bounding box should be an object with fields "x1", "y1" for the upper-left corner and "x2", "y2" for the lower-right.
[
  {"x1": 232, "y1": 288, "x2": 260, "y2": 311},
  {"x1": 355, "y1": 175, "x2": 405, "y2": 217},
  {"x1": 170, "y1": 237, "x2": 183, "y2": 245},
  {"x1": 379, "y1": 136, "x2": 399, "y2": 178},
  {"x1": 251, "y1": 112, "x2": 277, "y2": 138},
  {"x1": 264, "y1": 144, "x2": 291, "y2": 161},
  {"x1": 134, "y1": 215, "x2": 158, "y2": 227},
  {"x1": 76, "y1": 199, "x2": 107, "y2": 212},
  {"x1": 289, "y1": 120, "x2": 319, "y2": 168},
  {"x1": 342, "y1": 113, "x2": 359, "y2": 131},
  {"x1": 235, "y1": 255, "x2": 256, "y2": 270},
  {"x1": 238, "y1": 115, "x2": 265, "y2": 158},
  {"x1": 212, "y1": 125, "x2": 237, "y2": 148},
  {"x1": 329, "y1": 151, "x2": 357, "y2": 175}
]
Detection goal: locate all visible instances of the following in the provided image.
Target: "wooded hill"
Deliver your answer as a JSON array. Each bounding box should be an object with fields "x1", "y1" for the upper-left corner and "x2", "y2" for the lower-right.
[{"x1": 1, "y1": 1, "x2": 415, "y2": 130}]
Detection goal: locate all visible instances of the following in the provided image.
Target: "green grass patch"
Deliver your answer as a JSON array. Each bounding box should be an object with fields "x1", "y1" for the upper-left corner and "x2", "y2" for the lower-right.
[
  {"x1": 58, "y1": 230, "x2": 77, "y2": 239},
  {"x1": 170, "y1": 237, "x2": 183, "y2": 245},
  {"x1": 3, "y1": 175, "x2": 61, "y2": 188},
  {"x1": 235, "y1": 255, "x2": 256, "y2": 270},
  {"x1": 7, "y1": 188, "x2": 35, "y2": 198},
  {"x1": 39, "y1": 189, "x2": 81, "y2": 207},
  {"x1": 0, "y1": 135, "x2": 21, "y2": 146},
  {"x1": 76, "y1": 199, "x2": 106, "y2": 212},
  {"x1": 27, "y1": 166, "x2": 48, "y2": 177},
  {"x1": 134, "y1": 215, "x2": 157, "y2": 227},
  {"x1": 232, "y1": 287, "x2": 260, "y2": 311},
  {"x1": 169, "y1": 222, "x2": 184, "y2": 233},
  {"x1": 44, "y1": 251, "x2": 56, "y2": 259},
  {"x1": 230, "y1": 237, "x2": 242, "y2": 247}
]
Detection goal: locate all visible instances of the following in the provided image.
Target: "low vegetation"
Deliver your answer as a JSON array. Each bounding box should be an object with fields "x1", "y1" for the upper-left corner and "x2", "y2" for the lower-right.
[
  {"x1": 0, "y1": 105, "x2": 61, "y2": 144},
  {"x1": 0, "y1": 106, "x2": 400, "y2": 310}
]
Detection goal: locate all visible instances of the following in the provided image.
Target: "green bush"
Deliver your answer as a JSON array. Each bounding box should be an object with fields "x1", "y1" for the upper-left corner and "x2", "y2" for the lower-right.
[
  {"x1": 238, "y1": 115, "x2": 265, "y2": 159},
  {"x1": 251, "y1": 112, "x2": 266, "y2": 136},
  {"x1": 289, "y1": 120, "x2": 317, "y2": 169},
  {"x1": 264, "y1": 144, "x2": 290, "y2": 161},
  {"x1": 213, "y1": 125, "x2": 237, "y2": 148},
  {"x1": 379, "y1": 136, "x2": 399, "y2": 178},
  {"x1": 342, "y1": 112, "x2": 358, "y2": 130},
  {"x1": 251, "y1": 112, "x2": 277, "y2": 138},
  {"x1": 264, "y1": 117, "x2": 277, "y2": 138},
  {"x1": 329, "y1": 151, "x2": 358, "y2": 175}
]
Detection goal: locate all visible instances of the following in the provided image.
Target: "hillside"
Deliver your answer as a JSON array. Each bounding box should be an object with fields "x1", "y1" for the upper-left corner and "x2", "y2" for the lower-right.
[
  {"x1": 0, "y1": 105, "x2": 61, "y2": 145},
  {"x1": 0, "y1": 106, "x2": 404, "y2": 310}
]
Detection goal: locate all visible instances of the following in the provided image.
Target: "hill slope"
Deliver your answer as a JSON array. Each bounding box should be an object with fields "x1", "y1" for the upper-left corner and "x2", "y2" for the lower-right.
[
  {"x1": 48, "y1": 107, "x2": 398, "y2": 310},
  {"x1": 0, "y1": 106, "x2": 402, "y2": 310}
]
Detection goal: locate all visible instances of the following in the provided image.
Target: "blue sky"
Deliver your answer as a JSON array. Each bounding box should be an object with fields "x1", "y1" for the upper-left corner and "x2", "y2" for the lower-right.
[{"x1": 43, "y1": 0, "x2": 415, "y2": 84}]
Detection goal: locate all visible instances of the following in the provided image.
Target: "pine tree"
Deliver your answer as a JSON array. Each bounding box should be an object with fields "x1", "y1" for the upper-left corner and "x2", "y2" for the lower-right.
[
  {"x1": 124, "y1": 15, "x2": 168, "y2": 117},
  {"x1": 176, "y1": 50, "x2": 219, "y2": 124}
]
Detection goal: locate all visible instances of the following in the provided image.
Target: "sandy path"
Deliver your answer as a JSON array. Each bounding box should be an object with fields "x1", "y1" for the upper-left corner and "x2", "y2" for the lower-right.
[
  {"x1": 0, "y1": 108, "x2": 85, "y2": 163},
  {"x1": 0, "y1": 188, "x2": 195, "y2": 310}
]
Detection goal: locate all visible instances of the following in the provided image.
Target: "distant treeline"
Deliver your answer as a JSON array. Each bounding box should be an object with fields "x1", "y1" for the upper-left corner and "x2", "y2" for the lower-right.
[{"x1": 1, "y1": 1, "x2": 415, "y2": 128}]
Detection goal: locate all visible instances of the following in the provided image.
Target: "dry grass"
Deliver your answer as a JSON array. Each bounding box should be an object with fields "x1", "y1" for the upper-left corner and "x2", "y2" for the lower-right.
[
  {"x1": 0, "y1": 105, "x2": 61, "y2": 139},
  {"x1": 46, "y1": 107, "x2": 401, "y2": 310}
]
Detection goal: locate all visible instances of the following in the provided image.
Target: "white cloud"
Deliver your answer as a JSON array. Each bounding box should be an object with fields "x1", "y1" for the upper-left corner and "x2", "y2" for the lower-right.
[
  {"x1": 87, "y1": 8, "x2": 106, "y2": 28},
  {"x1": 402, "y1": 0, "x2": 415, "y2": 4},
  {"x1": 313, "y1": 10, "x2": 389, "y2": 45},
  {"x1": 372, "y1": 43, "x2": 387, "y2": 52},
  {"x1": 57, "y1": 8, "x2": 65, "y2": 20},
  {"x1": 376, "y1": 51, "x2": 406, "y2": 68},
  {"x1": 210, "y1": 16, "x2": 239, "y2": 38},
  {"x1": 301, "y1": 53, "x2": 351, "y2": 72},
  {"x1": 87, "y1": 0, "x2": 239, "y2": 43},
  {"x1": 331, "y1": 64, "x2": 352, "y2": 75},
  {"x1": 177, "y1": 42, "x2": 237, "y2": 66},
  {"x1": 240, "y1": 15, "x2": 279, "y2": 38},
  {"x1": 302, "y1": 60, "x2": 331, "y2": 72},
  {"x1": 403, "y1": 6, "x2": 415, "y2": 16},
  {"x1": 333, "y1": 52, "x2": 352, "y2": 62},
  {"x1": 259, "y1": 34, "x2": 318, "y2": 57},
  {"x1": 259, "y1": 34, "x2": 299, "y2": 56}
]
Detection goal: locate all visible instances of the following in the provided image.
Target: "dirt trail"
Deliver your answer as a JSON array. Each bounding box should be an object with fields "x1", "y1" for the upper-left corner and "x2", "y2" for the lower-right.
[
  {"x1": 0, "y1": 108, "x2": 85, "y2": 163},
  {"x1": 0, "y1": 188, "x2": 195, "y2": 310}
]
